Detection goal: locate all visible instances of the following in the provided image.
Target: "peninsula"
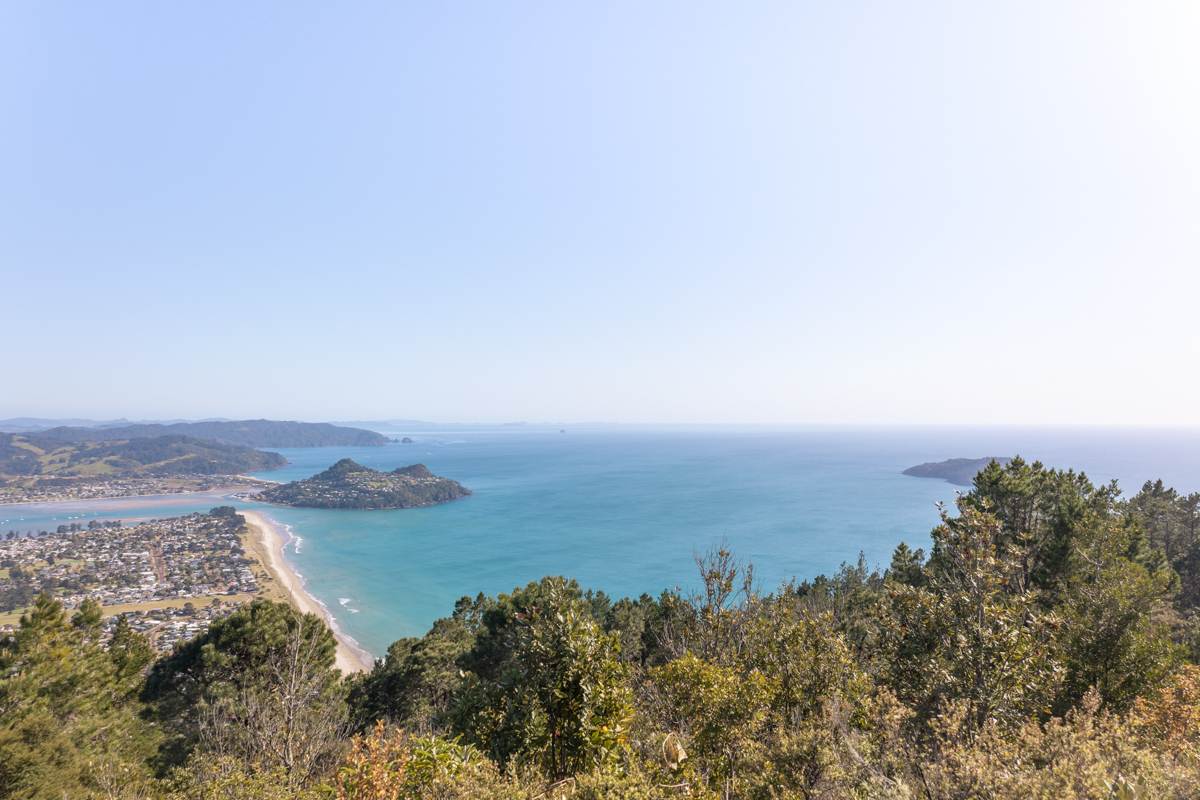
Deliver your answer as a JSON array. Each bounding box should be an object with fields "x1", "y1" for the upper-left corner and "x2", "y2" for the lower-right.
[
  {"x1": 0, "y1": 418, "x2": 393, "y2": 503},
  {"x1": 902, "y1": 456, "x2": 1012, "y2": 486},
  {"x1": 29, "y1": 418, "x2": 390, "y2": 448},
  {"x1": 0, "y1": 432, "x2": 285, "y2": 503},
  {"x1": 257, "y1": 458, "x2": 471, "y2": 509}
]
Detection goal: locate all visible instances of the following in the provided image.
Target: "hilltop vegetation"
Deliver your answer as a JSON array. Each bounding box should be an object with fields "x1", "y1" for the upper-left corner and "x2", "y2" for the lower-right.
[
  {"x1": 32, "y1": 419, "x2": 390, "y2": 448},
  {"x1": 4, "y1": 458, "x2": 1200, "y2": 798},
  {"x1": 0, "y1": 432, "x2": 284, "y2": 480},
  {"x1": 259, "y1": 459, "x2": 470, "y2": 509}
]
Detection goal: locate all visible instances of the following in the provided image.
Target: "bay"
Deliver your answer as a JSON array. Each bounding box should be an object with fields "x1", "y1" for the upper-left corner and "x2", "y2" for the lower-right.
[{"x1": 5, "y1": 426, "x2": 1199, "y2": 657}]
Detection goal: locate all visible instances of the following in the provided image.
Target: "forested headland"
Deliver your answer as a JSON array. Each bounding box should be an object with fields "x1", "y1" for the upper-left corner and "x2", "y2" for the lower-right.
[
  {"x1": 258, "y1": 459, "x2": 470, "y2": 509},
  {"x1": 0, "y1": 432, "x2": 286, "y2": 478},
  {"x1": 3, "y1": 458, "x2": 1200, "y2": 799},
  {"x1": 29, "y1": 420, "x2": 390, "y2": 448}
]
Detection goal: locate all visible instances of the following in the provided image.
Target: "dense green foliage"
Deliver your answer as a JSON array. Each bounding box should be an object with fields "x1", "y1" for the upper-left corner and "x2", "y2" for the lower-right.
[
  {"x1": 0, "y1": 596, "x2": 158, "y2": 799},
  {"x1": 144, "y1": 599, "x2": 349, "y2": 785},
  {"x1": 5, "y1": 458, "x2": 1200, "y2": 798}
]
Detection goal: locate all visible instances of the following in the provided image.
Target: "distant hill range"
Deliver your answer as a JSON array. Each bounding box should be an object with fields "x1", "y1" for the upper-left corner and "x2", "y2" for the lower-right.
[
  {"x1": 27, "y1": 419, "x2": 389, "y2": 448},
  {"x1": 0, "y1": 432, "x2": 285, "y2": 479},
  {"x1": 902, "y1": 457, "x2": 1013, "y2": 486},
  {"x1": 259, "y1": 458, "x2": 470, "y2": 509},
  {"x1": 0, "y1": 417, "x2": 226, "y2": 433}
]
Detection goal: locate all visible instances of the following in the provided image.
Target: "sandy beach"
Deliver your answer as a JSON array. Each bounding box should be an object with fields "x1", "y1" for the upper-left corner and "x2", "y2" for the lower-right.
[{"x1": 239, "y1": 509, "x2": 375, "y2": 674}]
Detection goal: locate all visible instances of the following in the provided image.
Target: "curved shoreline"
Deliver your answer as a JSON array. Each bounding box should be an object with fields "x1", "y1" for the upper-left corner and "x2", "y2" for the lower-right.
[{"x1": 239, "y1": 509, "x2": 375, "y2": 674}]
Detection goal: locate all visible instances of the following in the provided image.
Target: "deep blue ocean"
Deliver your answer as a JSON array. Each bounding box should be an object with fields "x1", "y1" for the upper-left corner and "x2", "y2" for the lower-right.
[{"x1": 4, "y1": 426, "x2": 1200, "y2": 657}]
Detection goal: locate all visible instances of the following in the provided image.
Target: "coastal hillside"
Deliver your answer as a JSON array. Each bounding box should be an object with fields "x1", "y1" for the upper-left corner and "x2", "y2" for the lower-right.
[
  {"x1": 903, "y1": 456, "x2": 1013, "y2": 486},
  {"x1": 32, "y1": 419, "x2": 390, "y2": 448},
  {"x1": 0, "y1": 416, "x2": 133, "y2": 432},
  {"x1": 7, "y1": 459, "x2": 1200, "y2": 799},
  {"x1": 259, "y1": 458, "x2": 470, "y2": 509},
  {"x1": 0, "y1": 432, "x2": 285, "y2": 480}
]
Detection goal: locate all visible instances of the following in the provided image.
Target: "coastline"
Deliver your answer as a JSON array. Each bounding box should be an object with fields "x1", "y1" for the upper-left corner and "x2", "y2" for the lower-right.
[
  {"x1": 239, "y1": 509, "x2": 375, "y2": 674},
  {"x1": 0, "y1": 482, "x2": 264, "y2": 509}
]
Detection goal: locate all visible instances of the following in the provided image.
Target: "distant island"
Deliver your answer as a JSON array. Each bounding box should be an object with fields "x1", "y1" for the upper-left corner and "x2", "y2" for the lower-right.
[
  {"x1": 29, "y1": 419, "x2": 389, "y2": 448},
  {"x1": 902, "y1": 456, "x2": 1012, "y2": 486},
  {"x1": 258, "y1": 458, "x2": 471, "y2": 509}
]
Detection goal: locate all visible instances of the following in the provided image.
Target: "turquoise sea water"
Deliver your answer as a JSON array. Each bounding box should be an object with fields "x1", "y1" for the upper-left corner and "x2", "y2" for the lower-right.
[{"x1": 5, "y1": 427, "x2": 1200, "y2": 658}]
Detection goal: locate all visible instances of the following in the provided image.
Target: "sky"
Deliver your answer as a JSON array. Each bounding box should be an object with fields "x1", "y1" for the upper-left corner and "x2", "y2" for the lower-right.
[{"x1": 3, "y1": 1, "x2": 1199, "y2": 425}]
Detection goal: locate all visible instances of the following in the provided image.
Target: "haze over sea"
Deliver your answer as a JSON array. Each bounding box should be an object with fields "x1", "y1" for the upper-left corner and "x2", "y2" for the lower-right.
[{"x1": 5, "y1": 426, "x2": 1200, "y2": 657}]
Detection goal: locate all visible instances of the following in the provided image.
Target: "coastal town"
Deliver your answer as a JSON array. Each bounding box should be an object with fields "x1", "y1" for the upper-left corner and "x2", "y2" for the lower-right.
[
  {"x1": 0, "y1": 420, "x2": 434, "y2": 669},
  {"x1": 0, "y1": 501, "x2": 374, "y2": 671},
  {"x1": 0, "y1": 507, "x2": 265, "y2": 653}
]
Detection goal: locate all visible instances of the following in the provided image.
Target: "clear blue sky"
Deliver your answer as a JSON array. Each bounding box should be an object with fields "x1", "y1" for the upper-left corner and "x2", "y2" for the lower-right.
[{"x1": 3, "y1": 2, "x2": 1198, "y2": 424}]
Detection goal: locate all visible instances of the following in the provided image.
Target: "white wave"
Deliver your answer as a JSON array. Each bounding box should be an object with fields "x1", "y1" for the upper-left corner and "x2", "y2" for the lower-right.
[
  {"x1": 292, "y1": 536, "x2": 303, "y2": 554},
  {"x1": 338, "y1": 597, "x2": 352, "y2": 606}
]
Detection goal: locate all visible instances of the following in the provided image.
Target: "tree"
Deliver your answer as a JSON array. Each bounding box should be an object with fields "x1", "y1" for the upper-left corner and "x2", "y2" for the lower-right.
[
  {"x1": 963, "y1": 457, "x2": 1116, "y2": 599},
  {"x1": 348, "y1": 594, "x2": 486, "y2": 733},
  {"x1": 0, "y1": 594, "x2": 156, "y2": 799},
  {"x1": 887, "y1": 542, "x2": 925, "y2": 587},
  {"x1": 333, "y1": 722, "x2": 520, "y2": 800},
  {"x1": 1055, "y1": 513, "x2": 1179, "y2": 711},
  {"x1": 109, "y1": 614, "x2": 155, "y2": 696},
  {"x1": 1130, "y1": 480, "x2": 1200, "y2": 608},
  {"x1": 72, "y1": 596, "x2": 103, "y2": 633},
  {"x1": 886, "y1": 503, "x2": 1063, "y2": 734},
  {"x1": 452, "y1": 577, "x2": 634, "y2": 777},
  {"x1": 145, "y1": 599, "x2": 348, "y2": 788},
  {"x1": 647, "y1": 653, "x2": 769, "y2": 797}
]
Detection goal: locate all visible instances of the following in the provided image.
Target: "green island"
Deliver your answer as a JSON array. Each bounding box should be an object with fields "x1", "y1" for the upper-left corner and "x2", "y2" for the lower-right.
[
  {"x1": 257, "y1": 458, "x2": 471, "y2": 509},
  {"x1": 903, "y1": 455, "x2": 1013, "y2": 485}
]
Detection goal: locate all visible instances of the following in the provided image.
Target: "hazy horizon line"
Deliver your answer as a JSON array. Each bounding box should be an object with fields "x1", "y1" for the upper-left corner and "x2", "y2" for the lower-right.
[{"x1": 3, "y1": 415, "x2": 1200, "y2": 432}]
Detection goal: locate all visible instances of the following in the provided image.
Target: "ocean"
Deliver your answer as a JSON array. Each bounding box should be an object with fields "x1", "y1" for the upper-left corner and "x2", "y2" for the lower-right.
[{"x1": 4, "y1": 426, "x2": 1200, "y2": 657}]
